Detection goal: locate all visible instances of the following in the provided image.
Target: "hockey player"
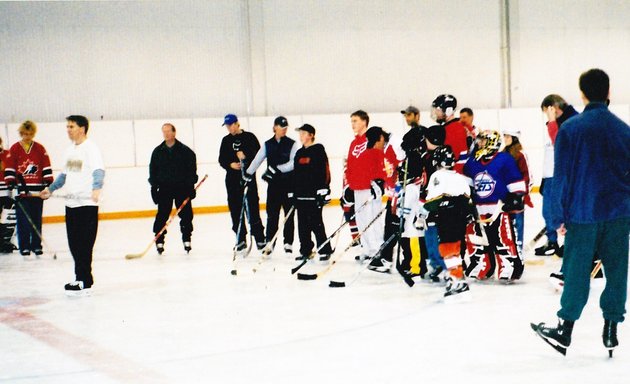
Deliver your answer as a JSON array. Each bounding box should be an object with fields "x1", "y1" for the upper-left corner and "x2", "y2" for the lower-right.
[
  {"x1": 431, "y1": 94, "x2": 469, "y2": 173},
  {"x1": 4, "y1": 120, "x2": 53, "y2": 256},
  {"x1": 424, "y1": 145, "x2": 472, "y2": 298},
  {"x1": 149, "y1": 123, "x2": 198, "y2": 254},
  {"x1": 502, "y1": 127, "x2": 533, "y2": 255},
  {"x1": 345, "y1": 111, "x2": 386, "y2": 261},
  {"x1": 0, "y1": 138, "x2": 16, "y2": 253},
  {"x1": 218, "y1": 114, "x2": 266, "y2": 253},
  {"x1": 291, "y1": 124, "x2": 333, "y2": 262},
  {"x1": 463, "y1": 130, "x2": 526, "y2": 282},
  {"x1": 244, "y1": 116, "x2": 299, "y2": 255}
]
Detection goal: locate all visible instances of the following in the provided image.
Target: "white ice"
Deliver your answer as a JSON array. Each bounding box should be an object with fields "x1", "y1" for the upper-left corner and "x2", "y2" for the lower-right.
[{"x1": 0, "y1": 195, "x2": 629, "y2": 384}]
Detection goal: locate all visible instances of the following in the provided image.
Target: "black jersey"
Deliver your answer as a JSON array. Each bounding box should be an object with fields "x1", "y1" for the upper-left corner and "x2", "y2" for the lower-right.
[
  {"x1": 293, "y1": 143, "x2": 330, "y2": 198},
  {"x1": 218, "y1": 130, "x2": 261, "y2": 180}
]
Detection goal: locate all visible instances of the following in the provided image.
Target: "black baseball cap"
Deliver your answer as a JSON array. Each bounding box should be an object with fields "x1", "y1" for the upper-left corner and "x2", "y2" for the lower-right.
[
  {"x1": 295, "y1": 124, "x2": 315, "y2": 135},
  {"x1": 274, "y1": 116, "x2": 288, "y2": 128},
  {"x1": 400, "y1": 105, "x2": 420, "y2": 115}
]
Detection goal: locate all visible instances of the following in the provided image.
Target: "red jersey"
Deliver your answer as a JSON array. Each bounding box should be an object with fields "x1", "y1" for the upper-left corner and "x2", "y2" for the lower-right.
[
  {"x1": 346, "y1": 134, "x2": 386, "y2": 190},
  {"x1": 443, "y1": 118, "x2": 469, "y2": 174},
  {"x1": 0, "y1": 150, "x2": 9, "y2": 197},
  {"x1": 383, "y1": 143, "x2": 399, "y2": 190},
  {"x1": 4, "y1": 141, "x2": 54, "y2": 192}
]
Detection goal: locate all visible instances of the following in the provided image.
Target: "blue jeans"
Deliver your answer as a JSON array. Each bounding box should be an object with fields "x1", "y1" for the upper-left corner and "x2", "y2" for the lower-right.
[
  {"x1": 425, "y1": 224, "x2": 446, "y2": 269},
  {"x1": 15, "y1": 197, "x2": 43, "y2": 252},
  {"x1": 541, "y1": 177, "x2": 558, "y2": 243}
]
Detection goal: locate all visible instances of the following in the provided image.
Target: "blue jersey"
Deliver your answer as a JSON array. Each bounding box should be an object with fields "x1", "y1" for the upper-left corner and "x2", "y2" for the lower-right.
[{"x1": 464, "y1": 152, "x2": 525, "y2": 210}]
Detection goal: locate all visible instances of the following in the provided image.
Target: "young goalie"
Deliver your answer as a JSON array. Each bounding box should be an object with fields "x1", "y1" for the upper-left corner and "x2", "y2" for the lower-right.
[{"x1": 424, "y1": 145, "x2": 472, "y2": 298}]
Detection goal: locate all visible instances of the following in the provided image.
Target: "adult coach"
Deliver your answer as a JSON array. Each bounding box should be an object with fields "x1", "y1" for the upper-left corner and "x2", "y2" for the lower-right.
[
  {"x1": 149, "y1": 123, "x2": 198, "y2": 254},
  {"x1": 40, "y1": 115, "x2": 105, "y2": 296},
  {"x1": 531, "y1": 69, "x2": 630, "y2": 357}
]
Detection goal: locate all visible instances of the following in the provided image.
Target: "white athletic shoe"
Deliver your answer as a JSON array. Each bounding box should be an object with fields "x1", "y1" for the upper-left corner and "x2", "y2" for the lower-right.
[{"x1": 64, "y1": 281, "x2": 92, "y2": 297}]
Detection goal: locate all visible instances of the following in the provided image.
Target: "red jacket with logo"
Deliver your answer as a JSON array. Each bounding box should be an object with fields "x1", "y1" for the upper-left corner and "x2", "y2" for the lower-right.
[
  {"x1": 4, "y1": 141, "x2": 54, "y2": 193},
  {"x1": 346, "y1": 134, "x2": 386, "y2": 190}
]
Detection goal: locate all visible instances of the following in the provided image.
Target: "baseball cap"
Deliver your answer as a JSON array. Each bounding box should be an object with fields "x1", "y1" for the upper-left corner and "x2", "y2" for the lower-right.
[
  {"x1": 400, "y1": 106, "x2": 420, "y2": 115},
  {"x1": 502, "y1": 127, "x2": 522, "y2": 138},
  {"x1": 295, "y1": 124, "x2": 315, "y2": 135},
  {"x1": 274, "y1": 116, "x2": 288, "y2": 128},
  {"x1": 222, "y1": 114, "x2": 238, "y2": 126}
]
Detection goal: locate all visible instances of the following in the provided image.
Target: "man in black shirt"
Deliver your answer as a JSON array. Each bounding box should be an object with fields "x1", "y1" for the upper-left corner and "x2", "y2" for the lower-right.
[
  {"x1": 218, "y1": 114, "x2": 266, "y2": 252},
  {"x1": 149, "y1": 123, "x2": 198, "y2": 254}
]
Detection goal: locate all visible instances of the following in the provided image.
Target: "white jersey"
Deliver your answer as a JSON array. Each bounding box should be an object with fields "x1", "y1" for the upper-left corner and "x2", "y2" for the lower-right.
[
  {"x1": 61, "y1": 138, "x2": 104, "y2": 208},
  {"x1": 426, "y1": 168, "x2": 471, "y2": 202}
]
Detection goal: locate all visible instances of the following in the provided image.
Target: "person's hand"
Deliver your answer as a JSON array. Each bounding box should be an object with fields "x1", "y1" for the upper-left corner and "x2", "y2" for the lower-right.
[
  {"x1": 91, "y1": 189, "x2": 101, "y2": 203},
  {"x1": 236, "y1": 151, "x2": 246, "y2": 161},
  {"x1": 230, "y1": 162, "x2": 241, "y2": 170},
  {"x1": 151, "y1": 186, "x2": 159, "y2": 204},
  {"x1": 545, "y1": 106, "x2": 556, "y2": 122},
  {"x1": 39, "y1": 188, "x2": 51, "y2": 200},
  {"x1": 557, "y1": 223, "x2": 567, "y2": 236},
  {"x1": 241, "y1": 173, "x2": 253, "y2": 187}
]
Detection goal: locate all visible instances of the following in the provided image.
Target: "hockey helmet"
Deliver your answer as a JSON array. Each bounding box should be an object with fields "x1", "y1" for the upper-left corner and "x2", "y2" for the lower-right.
[
  {"x1": 425, "y1": 124, "x2": 446, "y2": 146},
  {"x1": 366, "y1": 126, "x2": 386, "y2": 149},
  {"x1": 474, "y1": 130, "x2": 502, "y2": 160},
  {"x1": 431, "y1": 94, "x2": 457, "y2": 117},
  {"x1": 432, "y1": 145, "x2": 455, "y2": 169}
]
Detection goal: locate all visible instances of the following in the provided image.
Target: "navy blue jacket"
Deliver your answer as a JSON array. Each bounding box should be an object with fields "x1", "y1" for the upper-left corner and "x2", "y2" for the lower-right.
[{"x1": 550, "y1": 102, "x2": 630, "y2": 226}]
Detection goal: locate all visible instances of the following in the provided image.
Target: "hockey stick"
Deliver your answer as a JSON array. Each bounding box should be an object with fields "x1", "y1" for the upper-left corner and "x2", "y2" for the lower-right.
[
  {"x1": 591, "y1": 260, "x2": 603, "y2": 278},
  {"x1": 523, "y1": 226, "x2": 547, "y2": 253},
  {"x1": 230, "y1": 186, "x2": 250, "y2": 275},
  {"x1": 297, "y1": 205, "x2": 386, "y2": 281},
  {"x1": 329, "y1": 231, "x2": 398, "y2": 288},
  {"x1": 393, "y1": 159, "x2": 409, "y2": 273},
  {"x1": 251, "y1": 206, "x2": 296, "y2": 274},
  {"x1": 125, "y1": 175, "x2": 208, "y2": 260},
  {"x1": 290, "y1": 198, "x2": 372, "y2": 275}
]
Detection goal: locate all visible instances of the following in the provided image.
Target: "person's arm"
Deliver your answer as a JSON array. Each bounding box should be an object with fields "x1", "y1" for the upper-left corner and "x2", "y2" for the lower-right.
[
  {"x1": 276, "y1": 141, "x2": 300, "y2": 173},
  {"x1": 40, "y1": 144, "x2": 54, "y2": 186},
  {"x1": 548, "y1": 129, "x2": 570, "y2": 229},
  {"x1": 218, "y1": 138, "x2": 235, "y2": 171},
  {"x1": 3, "y1": 146, "x2": 16, "y2": 186},
  {"x1": 246, "y1": 145, "x2": 267, "y2": 175}
]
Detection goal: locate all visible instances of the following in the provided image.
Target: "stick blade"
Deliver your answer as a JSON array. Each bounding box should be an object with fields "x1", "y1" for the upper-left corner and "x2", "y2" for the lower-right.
[
  {"x1": 297, "y1": 273, "x2": 317, "y2": 280},
  {"x1": 329, "y1": 280, "x2": 346, "y2": 288},
  {"x1": 125, "y1": 253, "x2": 144, "y2": 260}
]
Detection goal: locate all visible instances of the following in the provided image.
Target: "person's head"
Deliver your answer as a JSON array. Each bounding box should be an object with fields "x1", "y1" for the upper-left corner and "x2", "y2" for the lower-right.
[
  {"x1": 18, "y1": 120, "x2": 37, "y2": 144},
  {"x1": 474, "y1": 130, "x2": 502, "y2": 160},
  {"x1": 223, "y1": 114, "x2": 241, "y2": 135},
  {"x1": 296, "y1": 124, "x2": 316, "y2": 146},
  {"x1": 431, "y1": 145, "x2": 455, "y2": 170},
  {"x1": 66, "y1": 115, "x2": 89, "y2": 142},
  {"x1": 366, "y1": 126, "x2": 386, "y2": 151},
  {"x1": 350, "y1": 110, "x2": 369, "y2": 136},
  {"x1": 431, "y1": 94, "x2": 457, "y2": 124},
  {"x1": 162, "y1": 123, "x2": 176, "y2": 143},
  {"x1": 540, "y1": 94, "x2": 567, "y2": 118},
  {"x1": 425, "y1": 124, "x2": 446, "y2": 150},
  {"x1": 579, "y1": 68, "x2": 610, "y2": 104},
  {"x1": 400, "y1": 106, "x2": 420, "y2": 127},
  {"x1": 502, "y1": 127, "x2": 521, "y2": 147},
  {"x1": 460, "y1": 107, "x2": 474, "y2": 127},
  {"x1": 273, "y1": 116, "x2": 289, "y2": 138}
]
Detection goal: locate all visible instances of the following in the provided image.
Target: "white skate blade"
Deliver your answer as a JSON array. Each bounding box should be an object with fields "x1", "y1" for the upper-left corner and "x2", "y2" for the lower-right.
[
  {"x1": 65, "y1": 288, "x2": 92, "y2": 297},
  {"x1": 442, "y1": 289, "x2": 472, "y2": 304}
]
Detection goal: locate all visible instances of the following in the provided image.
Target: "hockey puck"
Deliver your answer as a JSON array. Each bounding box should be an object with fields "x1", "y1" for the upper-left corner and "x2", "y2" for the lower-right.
[
  {"x1": 329, "y1": 281, "x2": 346, "y2": 288},
  {"x1": 230, "y1": 270, "x2": 237, "y2": 276}
]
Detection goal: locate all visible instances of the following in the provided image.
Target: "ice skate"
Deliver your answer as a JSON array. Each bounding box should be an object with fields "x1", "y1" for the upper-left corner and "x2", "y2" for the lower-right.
[
  {"x1": 549, "y1": 272, "x2": 564, "y2": 292},
  {"x1": 283, "y1": 243, "x2": 293, "y2": 254},
  {"x1": 534, "y1": 241, "x2": 559, "y2": 256},
  {"x1": 64, "y1": 281, "x2": 92, "y2": 297},
  {"x1": 183, "y1": 241, "x2": 191, "y2": 253},
  {"x1": 443, "y1": 277, "x2": 471, "y2": 303},
  {"x1": 319, "y1": 253, "x2": 331, "y2": 264},
  {"x1": 603, "y1": 320, "x2": 618, "y2": 358},
  {"x1": 156, "y1": 242, "x2": 165, "y2": 255},
  {"x1": 530, "y1": 318, "x2": 573, "y2": 356},
  {"x1": 367, "y1": 257, "x2": 392, "y2": 273},
  {"x1": 428, "y1": 265, "x2": 445, "y2": 283}
]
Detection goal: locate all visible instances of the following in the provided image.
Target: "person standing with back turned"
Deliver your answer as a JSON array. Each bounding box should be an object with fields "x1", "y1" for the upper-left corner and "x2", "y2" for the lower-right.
[{"x1": 531, "y1": 69, "x2": 630, "y2": 358}]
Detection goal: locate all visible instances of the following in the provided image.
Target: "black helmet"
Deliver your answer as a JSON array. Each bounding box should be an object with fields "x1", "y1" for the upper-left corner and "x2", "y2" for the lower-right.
[
  {"x1": 366, "y1": 126, "x2": 385, "y2": 148},
  {"x1": 425, "y1": 124, "x2": 446, "y2": 146},
  {"x1": 431, "y1": 94, "x2": 457, "y2": 116},
  {"x1": 431, "y1": 145, "x2": 455, "y2": 169}
]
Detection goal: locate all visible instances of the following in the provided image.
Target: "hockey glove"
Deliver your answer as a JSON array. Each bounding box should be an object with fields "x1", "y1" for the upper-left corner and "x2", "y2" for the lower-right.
[
  {"x1": 151, "y1": 186, "x2": 159, "y2": 204},
  {"x1": 370, "y1": 179, "x2": 384, "y2": 200},
  {"x1": 261, "y1": 166, "x2": 279, "y2": 183},
  {"x1": 316, "y1": 188, "x2": 331, "y2": 208},
  {"x1": 502, "y1": 193, "x2": 524, "y2": 213},
  {"x1": 341, "y1": 185, "x2": 354, "y2": 206},
  {"x1": 241, "y1": 173, "x2": 253, "y2": 187}
]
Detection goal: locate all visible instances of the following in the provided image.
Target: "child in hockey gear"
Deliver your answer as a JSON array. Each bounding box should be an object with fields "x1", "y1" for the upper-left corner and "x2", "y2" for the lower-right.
[
  {"x1": 4, "y1": 121, "x2": 53, "y2": 256},
  {"x1": 502, "y1": 128, "x2": 532, "y2": 256},
  {"x1": 463, "y1": 130, "x2": 526, "y2": 282},
  {"x1": 431, "y1": 94, "x2": 468, "y2": 173},
  {"x1": 345, "y1": 112, "x2": 386, "y2": 262},
  {"x1": 292, "y1": 124, "x2": 333, "y2": 262},
  {"x1": 424, "y1": 145, "x2": 471, "y2": 297},
  {"x1": 149, "y1": 123, "x2": 198, "y2": 254},
  {"x1": 244, "y1": 116, "x2": 299, "y2": 255},
  {"x1": 219, "y1": 114, "x2": 266, "y2": 251}
]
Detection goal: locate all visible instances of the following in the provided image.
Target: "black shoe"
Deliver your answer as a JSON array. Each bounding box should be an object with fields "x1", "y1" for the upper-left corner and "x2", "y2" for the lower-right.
[
  {"x1": 156, "y1": 243, "x2": 164, "y2": 255},
  {"x1": 530, "y1": 318, "x2": 574, "y2": 356},
  {"x1": 20, "y1": 249, "x2": 31, "y2": 256},
  {"x1": 33, "y1": 249, "x2": 43, "y2": 256},
  {"x1": 535, "y1": 241, "x2": 559, "y2": 256},
  {"x1": 603, "y1": 320, "x2": 618, "y2": 358},
  {"x1": 183, "y1": 241, "x2": 192, "y2": 253}
]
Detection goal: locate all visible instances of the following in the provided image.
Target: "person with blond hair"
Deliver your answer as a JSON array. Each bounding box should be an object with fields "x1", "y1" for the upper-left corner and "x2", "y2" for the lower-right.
[{"x1": 4, "y1": 120, "x2": 53, "y2": 256}]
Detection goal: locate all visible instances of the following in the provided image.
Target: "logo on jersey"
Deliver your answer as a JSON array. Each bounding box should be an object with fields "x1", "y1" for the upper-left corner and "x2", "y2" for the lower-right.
[
  {"x1": 351, "y1": 142, "x2": 367, "y2": 158},
  {"x1": 473, "y1": 171, "x2": 496, "y2": 199},
  {"x1": 67, "y1": 159, "x2": 83, "y2": 172},
  {"x1": 232, "y1": 141, "x2": 242, "y2": 152},
  {"x1": 23, "y1": 164, "x2": 38, "y2": 175},
  {"x1": 298, "y1": 157, "x2": 311, "y2": 165},
  {"x1": 18, "y1": 161, "x2": 38, "y2": 179}
]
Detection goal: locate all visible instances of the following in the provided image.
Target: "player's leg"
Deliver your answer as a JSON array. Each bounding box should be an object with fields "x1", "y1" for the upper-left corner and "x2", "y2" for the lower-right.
[
  {"x1": 495, "y1": 212, "x2": 524, "y2": 281},
  {"x1": 245, "y1": 178, "x2": 266, "y2": 249}
]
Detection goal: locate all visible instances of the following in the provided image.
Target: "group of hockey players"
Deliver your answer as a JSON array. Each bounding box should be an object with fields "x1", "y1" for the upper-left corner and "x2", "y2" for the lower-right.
[{"x1": 220, "y1": 93, "x2": 537, "y2": 299}]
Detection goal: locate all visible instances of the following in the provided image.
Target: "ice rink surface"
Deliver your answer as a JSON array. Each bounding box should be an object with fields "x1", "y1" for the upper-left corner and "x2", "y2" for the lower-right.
[{"x1": 1, "y1": 197, "x2": 629, "y2": 383}]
